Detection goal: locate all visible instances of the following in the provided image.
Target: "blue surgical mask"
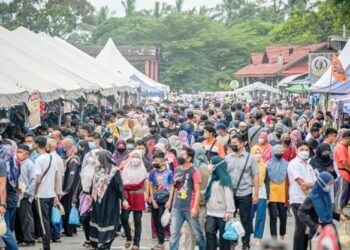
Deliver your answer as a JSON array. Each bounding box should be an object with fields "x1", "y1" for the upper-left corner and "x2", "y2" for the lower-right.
[
  {"x1": 322, "y1": 184, "x2": 333, "y2": 193},
  {"x1": 88, "y1": 142, "x2": 97, "y2": 150},
  {"x1": 26, "y1": 143, "x2": 33, "y2": 151}
]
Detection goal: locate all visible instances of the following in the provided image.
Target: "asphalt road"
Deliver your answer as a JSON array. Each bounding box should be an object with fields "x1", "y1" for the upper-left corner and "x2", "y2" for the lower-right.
[{"x1": 23, "y1": 209, "x2": 350, "y2": 250}]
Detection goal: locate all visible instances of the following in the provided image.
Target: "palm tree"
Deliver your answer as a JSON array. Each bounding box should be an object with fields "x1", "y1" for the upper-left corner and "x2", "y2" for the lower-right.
[
  {"x1": 175, "y1": 0, "x2": 184, "y2": 12},
  {"x1": 121, "y1": 0, "x2": 136, "y2": 16}
]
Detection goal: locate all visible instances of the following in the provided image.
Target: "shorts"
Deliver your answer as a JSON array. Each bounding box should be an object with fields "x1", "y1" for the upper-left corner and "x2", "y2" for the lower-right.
[{"x1": 335, "y1": 177, "x2": 350, "y2": 209}]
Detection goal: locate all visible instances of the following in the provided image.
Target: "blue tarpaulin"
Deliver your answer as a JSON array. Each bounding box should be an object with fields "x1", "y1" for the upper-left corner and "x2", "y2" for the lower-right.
[
  {"x1": 130, "y1": 74, "x2": 164, "y2": 97},
  {"x1": 312, "y1": 79, "x2": 350, "y2": 94}
]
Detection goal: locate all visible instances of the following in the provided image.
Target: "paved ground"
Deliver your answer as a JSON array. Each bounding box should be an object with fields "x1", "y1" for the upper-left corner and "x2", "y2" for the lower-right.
[{"x1": 24, "y1": 209, "x2": 349, "y2": 250}]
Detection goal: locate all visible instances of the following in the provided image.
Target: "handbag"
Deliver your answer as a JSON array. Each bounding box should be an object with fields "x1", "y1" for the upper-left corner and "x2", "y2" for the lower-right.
[
  {"x1": 68, "y1": 206, "x2": 80, "y2": 225},
  {"x1": 223, "y1": 220, "x2": 239, "y2": 241},
  {"x1": 161, "y1": 208, "x2": 171, "y2": 227},
  {"x1": 51, "y1": 206, "x2": 62, "y2": 225}
]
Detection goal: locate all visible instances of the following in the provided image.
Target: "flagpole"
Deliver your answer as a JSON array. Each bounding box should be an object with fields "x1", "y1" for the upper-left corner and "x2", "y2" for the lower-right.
[{"x1": 328, "y1": 74, "x2": 332, "y2": 112}]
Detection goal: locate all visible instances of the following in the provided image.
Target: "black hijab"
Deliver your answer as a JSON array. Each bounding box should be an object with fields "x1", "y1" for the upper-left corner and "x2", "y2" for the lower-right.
[
  {"x1": 309, "y1": 143, "x2": 334, "y2": 174},
  {"x1": 78, "y1": 140, "x2": 90, "y2": 162}
]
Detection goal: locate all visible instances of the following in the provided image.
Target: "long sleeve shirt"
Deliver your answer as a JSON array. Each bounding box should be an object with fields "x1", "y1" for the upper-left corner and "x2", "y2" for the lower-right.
[{"x1": 19, "y1": 158, "x2": 36, "y2": 202}]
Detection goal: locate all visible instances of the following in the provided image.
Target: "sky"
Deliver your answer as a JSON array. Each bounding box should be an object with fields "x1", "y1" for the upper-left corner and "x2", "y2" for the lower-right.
[{"x1": 88, "y1": 0, "x2": 222, "y2": 16}]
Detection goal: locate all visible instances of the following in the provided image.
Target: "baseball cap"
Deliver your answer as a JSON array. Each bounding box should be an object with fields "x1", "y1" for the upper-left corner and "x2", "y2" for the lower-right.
[{"x1": 216, "y1": 123, "x2": 227, "y2": 131}]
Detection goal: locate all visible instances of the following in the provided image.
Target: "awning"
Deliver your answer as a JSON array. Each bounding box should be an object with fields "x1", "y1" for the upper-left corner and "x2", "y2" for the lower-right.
[
  {"x1": 312, "y1": 80, "x2": 350, "y2": 94},
  {"x1": 130, "y1": 74, "x2": 164, "y2": 97},
  {"x1": 285, "y1": 85, "x2": 310, "y2": 93},
  {"x1": 277, "y1": 73, "x2": 308, "y2": 87},
  {"x1": 234, "y1": 82, "x2": 282, "y2": 95}
]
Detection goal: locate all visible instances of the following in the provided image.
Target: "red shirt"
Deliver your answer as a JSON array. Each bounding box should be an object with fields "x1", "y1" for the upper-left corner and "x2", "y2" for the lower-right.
[
  {"x1": 283, "y1": 146, "x2": 297, "y2": 162},
  {"x1": 334, "y1": 143, "x2": 350, "y2": 182}
]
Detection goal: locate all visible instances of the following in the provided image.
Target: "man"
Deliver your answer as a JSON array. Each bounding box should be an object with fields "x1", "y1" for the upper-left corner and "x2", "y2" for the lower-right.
[
  {"x1": 77, "y1": 124, "x2": 91, "y2": 141},
  {"x1": 87, "y1": 132, "x2": 105, "y2": 150},
  {"x1": 34, "y1": 136, "x2": 59, "y2": 250},
  {"x1": 149, "y1": 152, "x2": 174, "y2": 250},
  {"x1": 169, "y1": 148, "x2": 205, "y2": 250},
  {"x1": 51, "y1": 130, "x2": 63, "y2": 149},
  {"x1": 161, "y1": 115, "x2": 180, "y2": 138},
  {"x1": 144, "y1": 121, "x2": 162, "y2": 160},
  {"x1": 202, "y1": 125, "x2": 225, "y2": 159},
  {"x1": 308, "y1": 126, "x2": 320, "y2": 158},
  {"x1": 0, "y1": 158, "x2": 18, "y2": 250},
  {"x1": 248, "y1": 112, "x2": 266, "y2": 148},
  {"x1": 46, "y1": 139, "x2": 65, "y2": 242},
  {"x1": 268, "y1": 127, "x2": 283, "y2": 146},
  {"x1": 24, "y1": 134, "x2": 39, "y2": 163},
  {"x1": 216, "y1": 123, "x2": 229, "y2": 146},
  {"x1": 323, "y1": 128, "x2": 338, "y2": 159},
  {"x1": 15, "y1": 144, "x2": 36, "y2": 246},
  {"x1": 226, "y1": 135, "x2": 259, "y2": 250},
  {"x1": 288, "y1": 140, "x2": 316, "y2": 250},
  {"x1": 334, "y1": 130, "x2": 350, "y2": 217}
]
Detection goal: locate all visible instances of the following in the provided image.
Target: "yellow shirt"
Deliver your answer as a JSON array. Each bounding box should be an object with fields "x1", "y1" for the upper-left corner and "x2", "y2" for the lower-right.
[{"x1": 269, "y1": 180, "x2": 286, "y2": 203}]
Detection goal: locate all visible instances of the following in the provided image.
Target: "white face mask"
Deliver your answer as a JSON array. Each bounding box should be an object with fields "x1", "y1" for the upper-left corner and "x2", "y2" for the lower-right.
[
  {"x1": 258, "y1": 138, "x2": 264, "y2": 145},
  {"x1": 298, "y1": 151, "x2": 309, "y2": 160},
  {"x1": 131, "y1": 158, "x2": 141, "y2": 166},
  {"x1": 25, "y1": 143, "x2": 33, "y2": 151},
  {"x1": 106, "y1": 138, "x2": 113, "y2": 144},
  {"x1": 322, "y1": 184, "x2": 333, "y2": 193}
]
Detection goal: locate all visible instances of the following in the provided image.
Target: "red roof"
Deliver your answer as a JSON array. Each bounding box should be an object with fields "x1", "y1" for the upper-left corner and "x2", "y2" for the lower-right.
[
  {"x1": 235, "y1": 43, "x2": 327, "y2": 77},
  {"x1": 281, "y1": 65, "x2": 308, "y2": 76}
]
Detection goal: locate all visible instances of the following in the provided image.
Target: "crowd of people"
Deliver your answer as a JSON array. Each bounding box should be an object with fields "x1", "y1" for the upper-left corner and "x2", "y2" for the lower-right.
[{"x1": 0, "y1": 98, "x2": 349, "y2": 250}]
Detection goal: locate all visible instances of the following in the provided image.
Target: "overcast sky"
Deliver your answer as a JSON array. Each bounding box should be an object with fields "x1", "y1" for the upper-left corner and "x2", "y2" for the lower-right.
[{"x1": 89, "y1": 0, "x2": 222, "y2": 16}]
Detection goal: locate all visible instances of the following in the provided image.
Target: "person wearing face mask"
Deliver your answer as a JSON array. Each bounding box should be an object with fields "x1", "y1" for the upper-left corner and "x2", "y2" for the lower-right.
[
  {"x1": 144, "y1": 121, "x2": 162, "y2": 161},
  {"x1": 160, "y1": 115, "x2": 180, "y2": 138},
  {"x1": 298, "y1": 171, "x2": 347, "y2": 249},
  {"x1": 308, "y1": 126, "x2": 320, "y2": 158},
  {"x1": 148, "y1": 152, "x2": 174, "y2": 250},
  {"x1": 226, "y1": 135, "x2": 259, "y2": 250},
  {"x1": 281, "y1": 133, "x2": 296, "y2": 162},
  {"x1": 267, "y1": 117, "x2": 277, "y2": 133},
  {"x1": 268, "y1": 127, "x2": 283, "y2": 146},
  {"x1": 103, "y1": 131, "x2": 115, "y2": 154},
  {"x1": 251, "y1": 132, "x2": 272, "y2": 163},
  {"x1": 205, "y1": 156, "x2": 235, "y2": 250},
  {"x1": 250, "y1": 147, "x2": 268, "y2": 246},
  {"x1": 266, "y1": 145, "x2": 289, "y2": 241},
  {"x1": 113, "y1": 140, "x2": 129, "y2": 167},
  {"x1": 310, "y1": 144, "x2": 337, "y2": 179},
  {"x1": 202, "y1": 125, "x2": 225, "y2": 160},
  {"x1": 287, "y1": 141, "x2": 316, "y2": 250},
  {"x1": 24, "y1": 134, "x2": 39, "y2": 163},
  {"x1": 120, "y1": 150, "x2": 148, "y2": 250},
  {"x1": 216, "y1": 123, "x2": 230, "y2": 146},
  {"x1": 169, "y1": 147, "x2": 205, "y2": 250}
]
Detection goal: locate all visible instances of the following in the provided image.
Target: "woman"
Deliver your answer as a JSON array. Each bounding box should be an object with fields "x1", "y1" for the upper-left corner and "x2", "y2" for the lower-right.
[
  {"x1": 132, "y1": 125, "x2": 145, "y2": 142},
  {"x1": 89, "y1": 150, "x2": 129, "y2": 250},
  {"x1": 103, "y1": 132, "x2": 115, "y2": 154},
  {"x1": 179, "y1": 131, "x2": 190, "y2": 149},
  {"x1": 113, "y1": 140, "x2": 129, "y2": 166},
  {"x1": 168, "y1": 135, "x2": 181, "y2": 155},
  {"x1": 250, "y1": 147, "x2": 268, "y2": 246},
  {"x1": 309, "y1": 144, "x2": 337, "y2": 178},
  {"x1": 290, "y1": 130, "x2": 301, "y2": 147},
  {"x1": 267, "y1": 145, "x2": 288, "y2": 240},
  {"x1": 298, "y1": 171, "x2": 346, "y2": 248},
  {"x1": 205, "y1": 156, "x2": 235, "y2": 250},
  {"x1": 251, "y1": 132, "x2": 272, "y2": 163},
  {"x1": 120, "y1": 150, "x2": 148, "y2": 250}
]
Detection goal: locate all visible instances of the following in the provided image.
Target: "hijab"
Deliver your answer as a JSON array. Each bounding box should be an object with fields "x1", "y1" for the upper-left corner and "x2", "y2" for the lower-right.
[
  {"x1": 252, "y1": 132, "x2": 272, "y2": 162},
  {"x1": 179, "y1": 130, "x2": 189, "y2": 149},
  {"x1": 309, "y1": 143, "x2": 333, "y2": 173},
  {"x1": 193, "y1": 146, "x2": 208, "y2": 169},
  {"x1": 62, "y1": 138, "x2": 77, "y2": 157},
  {"x1": 132, "y1": 125, "x2": 145, "y2": 142},
  {"x1": 154, "y1": 143, "x2": 166, "y2": 154},
  {"x1": 267, "y1": 145, "x2": 288, "y2": 184},
  {"x1": 290, "y1": 130, "x2": 301, "y2": 146},
  {"x1": 205, "y1": 156, "x2": 233, "y2": 201},
  {"x1": 169, "y1": 135, "x2": 181, "y2": 153},
  {"x1": 113, "y1": 140, "x2": 128, "y2": 166},
  {"x1": 92, "y1": 150, "x2": 119, "y2": 204},
  {"x1": 78, "y1": 140, "x2": 91, "y2": 162},
  {"x1": 251, "y1": 146, "x2": 266, "y2": 186},
  {"x1": 309, "y1": 171, "x2": 334, "y2": 224},
  {"x1": 121, "y1": 150, "x2": 147, "y2": 185}
]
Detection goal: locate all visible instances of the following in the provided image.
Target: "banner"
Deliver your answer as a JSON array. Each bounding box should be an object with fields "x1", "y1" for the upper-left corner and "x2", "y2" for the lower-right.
[
  {"x1": 28, "y1": 92, "x2": 41, "y2": 129},
  {"x1": 308, "y1": 53, "x2": 333, "y2": 81}
]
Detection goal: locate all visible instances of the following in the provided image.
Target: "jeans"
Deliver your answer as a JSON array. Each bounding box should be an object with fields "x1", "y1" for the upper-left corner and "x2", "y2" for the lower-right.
[
  {"x1": 36, "y1": 198, "x2": 54, "y2": 250},
  {"x1": 291, "y1": 204, "x2": 308, "y2": 250},
  {"x1": 121, "y1": 210, "x2": 142, "y2": 246},
  {"x1": 234, "y1": 194, "x2": 252, "y2": 248},
  {"x1": 169, "y1": 209, "x2": 206, "y2": 250},
  {"x1": 250, "y1": 198, "x2": 266, "y2": 239},
  {"x1": 4, "y1": 207, "x2": 16, "y2": 232},
  {"x1": 268, "y1": 202, "x2": 287, "y2": 237},
  {"x1": 205, "y1": 216, "x2": 231, "y2": 250},
  {"x1": 1, "y1": 226, "x2": 18, "y2": 250},
  {"x1": 151, "y1": 203, "x2": 166, "y2": 244}
]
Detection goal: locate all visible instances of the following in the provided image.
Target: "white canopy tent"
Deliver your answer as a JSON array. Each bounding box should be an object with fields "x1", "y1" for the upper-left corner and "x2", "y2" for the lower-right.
[
  {"x1": 96, "y1": 38, "x2": 170, "y2": 93},
  {"x1": 233, "y1": 82, "x2": 282, "y2": 95},
  {"x1": 312, "y1": 39, "x2": 350, "y2": 90},
  {"x1": 277, "y1": 73, "x2": 308, "y2": 87},
  {"x1": 0, "y1": 74, "x2": 29, "y2": 108}
]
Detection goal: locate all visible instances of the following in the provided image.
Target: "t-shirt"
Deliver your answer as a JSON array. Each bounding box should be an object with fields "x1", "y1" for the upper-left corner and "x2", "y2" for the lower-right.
[
  {"x1": 144, "y1": 135, "x2": 162, "y2": 160},
  {"x1": 0, "y1": 160, "x2": 7, "y2": 206},
  {"x1": 334, "y1": 143, "x2": 350, "y2": 182},
  {"x1": 173, "y1": 167, "x2": 201, "y2": 211},
  {"x1": 288, "y1": 156, "x2": 316, "y2": 204},
  {"x1": 308, "y1": 138, "x2": 318, "y2": 158},
  {"x1": 248, "y1": 126, "x2": 267, "y2": 146},
  {"x1": 160, "y1": 127, "x2": 180, "y2": 138},
  {"x1": 149, "y1": 168, "x2": 174, "y2": 195},
  {"x1": 226, "y1": 151, "x2": 260, "y2": 197},
  {"x1": 202, "y1": 139, "x2": 225, "y2": 158},
  {"x1": 35, "y1": 153, "x2": 58, "y2": 198}
]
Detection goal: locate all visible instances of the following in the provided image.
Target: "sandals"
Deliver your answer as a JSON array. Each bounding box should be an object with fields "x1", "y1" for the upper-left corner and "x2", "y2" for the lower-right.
[
  {"x1": 124, "y1": 241, "x2": 132, "y2": 248},
  {"x1": 131, "y1": 245, "x2": 140, "y2": 250},
  {"x1": 151, "y1": 245, "x2": 165, "y2": 250},
  {"x1": 83, "y1": 240, "x2": 91, "y2": 247}
]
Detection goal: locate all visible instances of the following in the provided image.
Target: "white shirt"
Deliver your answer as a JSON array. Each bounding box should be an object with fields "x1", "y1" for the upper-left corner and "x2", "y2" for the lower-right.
[
  {"x1": 288, "y1": 156, "x2": 316, "y2": 204},
  {"x1": 35, "y1": 153, "x2": 58, "y2": 198},
  {"x1": 51, "y1": 151, "x2": 65, "y2": 195}
]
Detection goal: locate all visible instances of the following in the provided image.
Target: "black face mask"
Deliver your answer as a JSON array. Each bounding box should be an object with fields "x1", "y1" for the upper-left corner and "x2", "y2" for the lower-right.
[
  {"x1": 276, "y1": 133, "x2": 282, "y2": 139},
  {"x1": 284, "y1": 139, "x2": 291, "y2": 146},
  {"x1": 178, "y1": 157, "x2": 186, "y2": 165},
  {"x1": 117, "y1": 148, "x2": 126, "y2": 153},
  {"x1": 152, "y1": 163, "x2": 161, "y2": 169},
  {"x1": 230, "y1": 145, "x2": 239, "y2": 152},
  {"x1": 271, "y1": 112, "x2": 276, "y2": 116},
  {"x1": 321, "y1": 154, "x2": 330, "y2": 161},
  {"x1": 275, "y1": 154, "x2": 283, "y2": 160}
]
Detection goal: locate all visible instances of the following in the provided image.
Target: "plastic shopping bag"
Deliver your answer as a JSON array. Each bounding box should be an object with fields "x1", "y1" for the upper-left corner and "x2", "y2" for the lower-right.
[
  {"x1": 223, "y1": 220, "x2": 239, "y2": 241},
  {"x1": 161, "y1": 208, "x2": 171, "y2": 227},
  {"x1": 0, "y1": 216, "x2": 6, "y2": 236},
  {"x1": 68, "y1": 206, "x2": 80, "y2": 225},
  {"x1": 231, "y1": 218, "x2": 245, "y2": 237},
  {"x1": 51, "y1": 206, "x2": 62, "y2": 225},
  {"x1": 339, "y1": 222, "x2": 350, "y2": 248},
  {"x1": 311, "y1": 233, "x2": 320, "y2": 250}
]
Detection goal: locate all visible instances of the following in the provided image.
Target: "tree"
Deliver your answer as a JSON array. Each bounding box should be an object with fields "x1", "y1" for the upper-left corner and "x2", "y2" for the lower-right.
[
  {"x1": 175, "y1": 0, "x2": 185, "y2": 12},
  {"x1": 122, "y1": 0, "x2": 136, "y2": 17}
]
